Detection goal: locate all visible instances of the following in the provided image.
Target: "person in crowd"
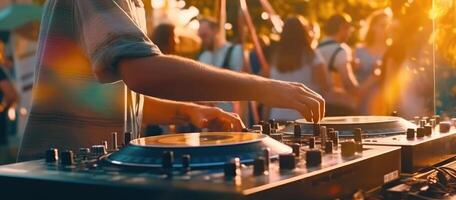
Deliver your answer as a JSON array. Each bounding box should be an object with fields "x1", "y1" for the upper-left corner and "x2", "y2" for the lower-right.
[
  {"x1": 19, "y1": 1, "x2": 324, "y2": 161},
  {"x1": 269, "y1": 16, "x2": 330, "y2": 121},
  {"x1": 197, "y1": 17, "x2": 248, "y2": 120},
  {"x1": 249, "y1": 35, "x2": 272, "y2": 76},
  {"x1": 354, "y1": 10, "x2": 392, "y2": 114},
  {"x1": 381, "y1": 1, "x2": 434, "y2": 118},
  {"x1": 151, "y1": 23, "x2": 177, "y2": 55},
  {"x1": 317, "y1": 14, "x2": 359, "y2": 116},
  {"x1": 309, "y1": 21, "x2": 321, "y2": 49},
  {"x1": 0, "y1": 41, "x2": 18, "y2": 164}
]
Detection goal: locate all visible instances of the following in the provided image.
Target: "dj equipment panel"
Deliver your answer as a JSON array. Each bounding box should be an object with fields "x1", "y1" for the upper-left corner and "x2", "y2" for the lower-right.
[{"x1": 0, "y1": 116, "x2": 455, "y2": 200}]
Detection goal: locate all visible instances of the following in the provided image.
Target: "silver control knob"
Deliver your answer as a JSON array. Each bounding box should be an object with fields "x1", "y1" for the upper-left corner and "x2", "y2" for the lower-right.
[{"x1": 91, "y1": 145, "x2": 107, "y2": 157}]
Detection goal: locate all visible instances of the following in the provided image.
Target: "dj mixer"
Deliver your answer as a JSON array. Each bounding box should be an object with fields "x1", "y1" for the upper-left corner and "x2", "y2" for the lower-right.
[
  {"x1": 291, "y1": 116, "x2": 456, "y2": 174},
  {"x1": 0, "y1": 115, "x2": 455, "y2": 200}
]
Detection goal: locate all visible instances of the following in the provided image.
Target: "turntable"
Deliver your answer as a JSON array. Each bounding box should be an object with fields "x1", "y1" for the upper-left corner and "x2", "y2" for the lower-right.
[
  {"x1": 293, "y1": 116, "x2": 417, "y2": 137},
  {"x1": 287, "y1": 116, "x2": 456, "y2": 173},
  {"x1": 105, "y1": 132, "x2": 292, "y2": 168},
  {"x1": 0, "y1": 130, "x2": 402, "y2": 200}
]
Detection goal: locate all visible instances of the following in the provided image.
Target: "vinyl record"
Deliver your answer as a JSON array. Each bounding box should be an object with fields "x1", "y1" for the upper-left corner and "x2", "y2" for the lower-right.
[
  {"x1": 291, "y1": 116, "x2": 416, "y2": 136},
  {"x1": 105, "y1": 132, "x2": 292, "y2": 169}
]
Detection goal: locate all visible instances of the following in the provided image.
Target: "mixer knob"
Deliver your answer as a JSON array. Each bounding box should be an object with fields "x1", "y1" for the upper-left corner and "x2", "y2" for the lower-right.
[
  {"x1": 429, "y1": 119, "x2": 436, "y2": 128},
  {"x1": 424, "y1": 125, "x2": 432, "y2": 136},
  {"x1": 355, "y1": 142, "x2": 363, "y2": 153},
  {"x1": 406, "y1": 128, "x2": 416, "y2": 140},
  {"x1": 391, "y1": 111, "x2": 398, "y2": 116},
  {"x1": 45, "y1": 148, "x2": 59, "y2": 163},
  {"x1": 261, "y1": 122, "x2": 271, "y2": 135},
  {"x1": 313, "y1": 124, "x2": 320, "y2": 136},
  {"x1": 341, "y1": 141, "x2": 356, "y2": 157},
  {"x1": 253, "y1": 157, "x2": 267, "y2": 176},
  {"x1": 262, "y1": 148, "x2": 270, "y2": 170},
  {"x1": 414, "y1": 116, "x2": 421, "y2": 125},
  {"x1": 224, "y1": 158, "x2": 240, "y2": 178},
  {"x1": 320, "y1": 126, "x2": 327, "y2": 149},
  {"x1": 330, "y1": 131, "x2": 339, "y2": 149},
  {"x1": 419, "y1": 120, "x2": 426, "y2": 128},
  {"x1": 279, "y1": 153, "x2": 296, "y2": 171},
  {"x1": 308, "y1": 137, "x2": 316, "y2": 149},
  {"x1": 306, "y1": 149, "x2": 322, "y2": 167},
  {"x1": 102, "y1": 141, "x2": 108, "y2": 149},
  {"x1": 269, "y1": 119, "x2": 278, "y2": 131},
  {"x1": 325, "y1": 141, "x2": 333, "y2": 154},
  {"x1": 79, "y1": 148, "x2": 90, "y2": 154},
  {"x1": 181, "y1": 154, "x2": 191, "y2": 172},
  {"x1": 162, "y1": 151, "x2": 174, "y2": 170},
  {"x1": 293, "y1": 124, "x2": 301, "y2": 141},
  {"x1": 354, "y1": 128, "x2": 363, "y2": 142},
  {"x1": 60, "y1": 150, "x2": 74, "y2": 165},
  {"x1": 424, "y1": 117, "x2": 430, "y2": 124},
  {"x1": 91, "y1": 145, "x2": 107, "y2": 157},
  {"x1": 416, "y1": 127, "x2": 425, "y2": 138},
  {"x1": 124, "y1": 131, "x2": 132, "y2": 146},
  {"x1": 433, "y1": 117, "x2": 439, "y2": 124},
  {"x1": 433, "y1": 115, "x2": 441, "y2": 124},
  {"x1": 111, "y1": 132, "x2": 118, "y2": 150},
  {"x1": 292, "y1": 143, "x2": 301, "y2": 157},
  {"x1": 251, "y1": 125, "x2": 263, "y2": 133},
  {"x1": 328, "y1": 130, "x2": 336, "y2": 142},
  {"x1": 78, "y1": 148, "x2": 90, "y2": 160},
  {"x1": 439, "y1": 122, "x2": 451, "y2": 133}
]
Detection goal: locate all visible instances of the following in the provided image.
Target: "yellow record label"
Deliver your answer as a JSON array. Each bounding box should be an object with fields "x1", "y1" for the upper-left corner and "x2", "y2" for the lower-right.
[{"x1": 131, "y1": 132, "x2": 264, "y2": 147}]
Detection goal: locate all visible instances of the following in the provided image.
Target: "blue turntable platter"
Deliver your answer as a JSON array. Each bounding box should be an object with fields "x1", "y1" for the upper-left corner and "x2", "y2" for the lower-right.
[{"x1": 105, "y1": 132, "x2": 291, "y2": 168}]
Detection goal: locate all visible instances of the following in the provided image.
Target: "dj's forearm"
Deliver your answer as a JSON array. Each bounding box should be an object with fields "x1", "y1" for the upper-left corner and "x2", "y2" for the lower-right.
[
  {"x1": 142, "y1": 96, "x2": 191, "y2": 125},
  {"x1": 119, "y1": 55, "x2": 325, "y2": 122},
  {"x1": 118, "y1": 55, "x2": 268, "y2": 102},
  {"x1": 142, "y1": 96, "x2": 245, "y2": 131}
]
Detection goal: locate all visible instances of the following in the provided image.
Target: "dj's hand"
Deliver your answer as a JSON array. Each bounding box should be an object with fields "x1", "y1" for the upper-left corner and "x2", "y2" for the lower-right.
[
  {"x1": 260, "y1": 80, "x2": 325, "y2": 123},
  {"x1": 182, "y1": 105, "x2": 245, "y2": 132}
]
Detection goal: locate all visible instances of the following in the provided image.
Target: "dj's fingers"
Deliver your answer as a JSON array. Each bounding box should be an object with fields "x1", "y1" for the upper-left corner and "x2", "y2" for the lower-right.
[
  {"x1": 219, "y1": 112, "x2": 245, "y2": 132},
  {"x1": 193, "y1": 117, "x2": 209, "y2": 129},
  {"x1": 291, "y1": 82, "x2": 322, "y2": 98},
  {"x1": 294, "y1": 101, "x2": 312, "y2": 122},
  {"x1": 293, "y1": 83, "x2": 325, "y2": 120},
  {"x1": 297, "y1": 95, "x2": 321, "y2": 123}
]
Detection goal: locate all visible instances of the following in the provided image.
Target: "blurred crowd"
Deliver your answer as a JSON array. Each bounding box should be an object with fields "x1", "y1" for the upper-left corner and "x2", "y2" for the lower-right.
[{"x1": 149, "y1": 2, "x2": 434, "y2": 129}]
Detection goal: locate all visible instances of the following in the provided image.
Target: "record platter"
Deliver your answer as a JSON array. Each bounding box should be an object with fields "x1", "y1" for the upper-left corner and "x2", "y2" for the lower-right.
[
  {"x1": 293, "y1": 116, "x2": 417, "y2": 137},
  {"x1": 105, "y1": 132, "x2": 292, "y2": 169}
]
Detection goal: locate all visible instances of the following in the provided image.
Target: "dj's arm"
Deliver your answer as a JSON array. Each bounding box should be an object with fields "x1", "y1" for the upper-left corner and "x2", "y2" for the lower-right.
[
  {"x1": 118, "y1": 55, "x2": 325, "y2": 123},
  {"x1": 142, "y1": 96, "x2": 244, "y2": 131}
]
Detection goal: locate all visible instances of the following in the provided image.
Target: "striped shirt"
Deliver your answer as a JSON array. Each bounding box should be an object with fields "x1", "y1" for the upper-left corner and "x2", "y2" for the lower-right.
[{"x1": 18, "y1": 0, "x2": 161, "y2": 161}]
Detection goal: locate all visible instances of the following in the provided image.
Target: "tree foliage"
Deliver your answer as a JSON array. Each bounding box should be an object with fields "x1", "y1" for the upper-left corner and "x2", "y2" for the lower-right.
[{"x1": 184, "y1": 0, "x2": 391, "y2": 40}]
